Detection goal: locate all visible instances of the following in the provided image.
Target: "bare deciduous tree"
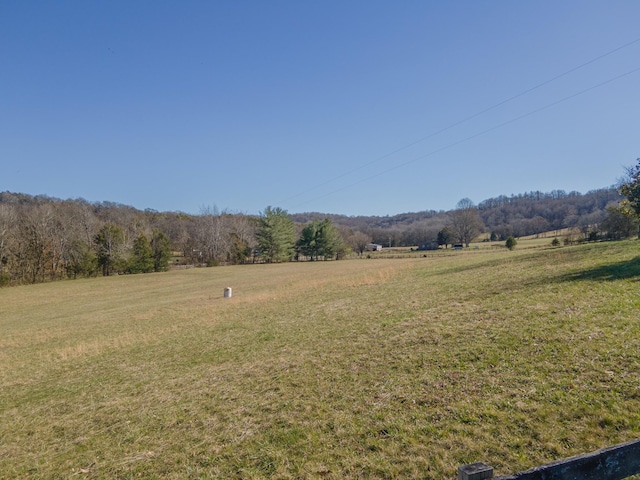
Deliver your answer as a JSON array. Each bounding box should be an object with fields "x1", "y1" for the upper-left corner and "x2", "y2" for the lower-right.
[
  {"x1": 450, "y1": 198, "x2": 484, "y2": 247},
  {"x1": 345, "y1": 230, "x2": 371, "y2": 256},
  {"x1": 0, "y1": 205, "x2": 15, "y2": 283}
]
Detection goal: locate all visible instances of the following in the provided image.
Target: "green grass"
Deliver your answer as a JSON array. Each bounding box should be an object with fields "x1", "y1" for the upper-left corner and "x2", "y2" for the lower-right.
[{"x1": 1, "y1": 241, "x2": 640, "y2": 479}]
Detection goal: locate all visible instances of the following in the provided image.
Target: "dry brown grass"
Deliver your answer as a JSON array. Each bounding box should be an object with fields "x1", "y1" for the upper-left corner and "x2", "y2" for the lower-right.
[{"x1": 1, "y1": 242, "x2": 640, "y2": 478}]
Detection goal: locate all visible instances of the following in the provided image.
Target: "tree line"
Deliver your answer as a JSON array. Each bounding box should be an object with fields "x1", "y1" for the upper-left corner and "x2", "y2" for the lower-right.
[
  {"x1": 1, "y1": 179, "x2": 636, "y2": 287},
  {"x1": 0, "y1": 196, "x2": 362, "y2": 286}
]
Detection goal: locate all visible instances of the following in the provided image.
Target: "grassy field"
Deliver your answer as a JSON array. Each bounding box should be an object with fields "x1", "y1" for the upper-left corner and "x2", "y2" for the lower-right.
[{"x1": 1, "y1": 240, "x2": 640, "y2": 479}]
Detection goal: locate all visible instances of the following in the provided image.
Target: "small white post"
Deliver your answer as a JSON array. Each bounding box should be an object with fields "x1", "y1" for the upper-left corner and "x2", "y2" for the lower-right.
[{"x1": 224, "y1": 287, "x2": 232, "y2": 298}]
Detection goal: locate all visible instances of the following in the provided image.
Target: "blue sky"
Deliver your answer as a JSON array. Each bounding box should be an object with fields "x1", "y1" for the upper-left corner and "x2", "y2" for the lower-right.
[{"x1": 2, "y1": 2, "x2": 638, "y2": 216}]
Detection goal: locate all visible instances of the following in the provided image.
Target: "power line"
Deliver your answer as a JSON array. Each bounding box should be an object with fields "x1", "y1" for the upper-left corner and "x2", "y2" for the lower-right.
[
  {"x1": 275, "y1": 35, "x2": 640, "y2": 207},
  {"x1": 288, "y1": 65, "x2": 640, "y2": 210}
]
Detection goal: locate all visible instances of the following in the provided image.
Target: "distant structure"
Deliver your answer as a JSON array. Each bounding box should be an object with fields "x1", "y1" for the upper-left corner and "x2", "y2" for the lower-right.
[{"x1": 365, "y1": 243, "x2": 383, "y2": 252}]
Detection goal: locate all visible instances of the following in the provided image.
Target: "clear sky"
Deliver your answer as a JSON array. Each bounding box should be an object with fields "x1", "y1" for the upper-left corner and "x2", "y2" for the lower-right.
[{"x1": 2, "y1": 2, "x2": 638, "y2": 216}]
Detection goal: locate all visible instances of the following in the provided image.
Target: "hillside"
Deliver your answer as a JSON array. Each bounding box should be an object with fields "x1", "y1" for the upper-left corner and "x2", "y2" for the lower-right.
[{"x1": 290, "y1": 187, "x2": 622, "y2": 246}]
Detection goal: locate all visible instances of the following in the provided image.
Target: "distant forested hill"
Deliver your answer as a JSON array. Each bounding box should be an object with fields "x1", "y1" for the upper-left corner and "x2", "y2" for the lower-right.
[
  {"x1": 0, "y1": 186, "x2": 626, "y2": 285},
  {"x1": 290, "y1": 187, "x2": 622, "y2": 246}
]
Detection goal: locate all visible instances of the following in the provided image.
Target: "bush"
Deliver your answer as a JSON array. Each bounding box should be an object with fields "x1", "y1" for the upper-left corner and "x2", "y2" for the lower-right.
[{"x1": 505, "y1": 236, "x2": 517, "y2": 250}]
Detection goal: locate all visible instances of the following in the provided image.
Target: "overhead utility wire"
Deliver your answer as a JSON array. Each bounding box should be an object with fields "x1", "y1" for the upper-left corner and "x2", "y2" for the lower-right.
[
  {"x1": 288, "y1": 65, "x2": 640, "y2": 210},
  {"x1": 276, "y1": 35, "x2": 640, "y2": 207}
]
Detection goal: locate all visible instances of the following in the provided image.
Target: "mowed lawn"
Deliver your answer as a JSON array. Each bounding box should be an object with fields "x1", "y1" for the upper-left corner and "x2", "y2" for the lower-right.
[{"x1": 1, "y1": 241, "x2": 640, "y2": 479}]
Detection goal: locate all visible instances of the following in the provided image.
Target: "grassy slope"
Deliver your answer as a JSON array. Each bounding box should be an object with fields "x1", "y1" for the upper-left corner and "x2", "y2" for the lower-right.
[{"x1": 1, "y1": 241, "x2": 639, "y2": 479}]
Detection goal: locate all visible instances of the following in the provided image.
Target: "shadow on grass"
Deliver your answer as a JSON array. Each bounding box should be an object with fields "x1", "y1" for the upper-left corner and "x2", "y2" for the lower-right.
[{"x1": 559, "y1": 256, "x2": 640, "y2": 282}]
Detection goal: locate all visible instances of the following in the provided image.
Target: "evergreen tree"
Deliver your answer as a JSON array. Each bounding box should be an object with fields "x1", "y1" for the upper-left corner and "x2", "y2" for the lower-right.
[
  {"x1": 437, "y1": 227, "x2": 453, "y2": 248},
  {"x1": 129, "y1": 233, "x2": 154, "y2": 273},
  {"x1": 95, "y1": 223, "x2": 125, "y2": 276},
  {"x1": 151, "y1": 229, "x2": 172, "y2": 271},
  {"x1": 297, "y1": 221, "x2": 320, "y2": 260},
  {"x1": 297, "y1": 219, "x2": 344, "y2": 261},
  {"x1": 256, "y1": 206, "x2": 296, "y2": 263},
  {"x1": 619, "y1": 158, "x2": 640, "y2": 217},
  {"x1": 66, "y1": 240, "x2": 98, "y2": 278},
  {"x1": 316, "y1": 218, "x2": 343, "y2": 260}
]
